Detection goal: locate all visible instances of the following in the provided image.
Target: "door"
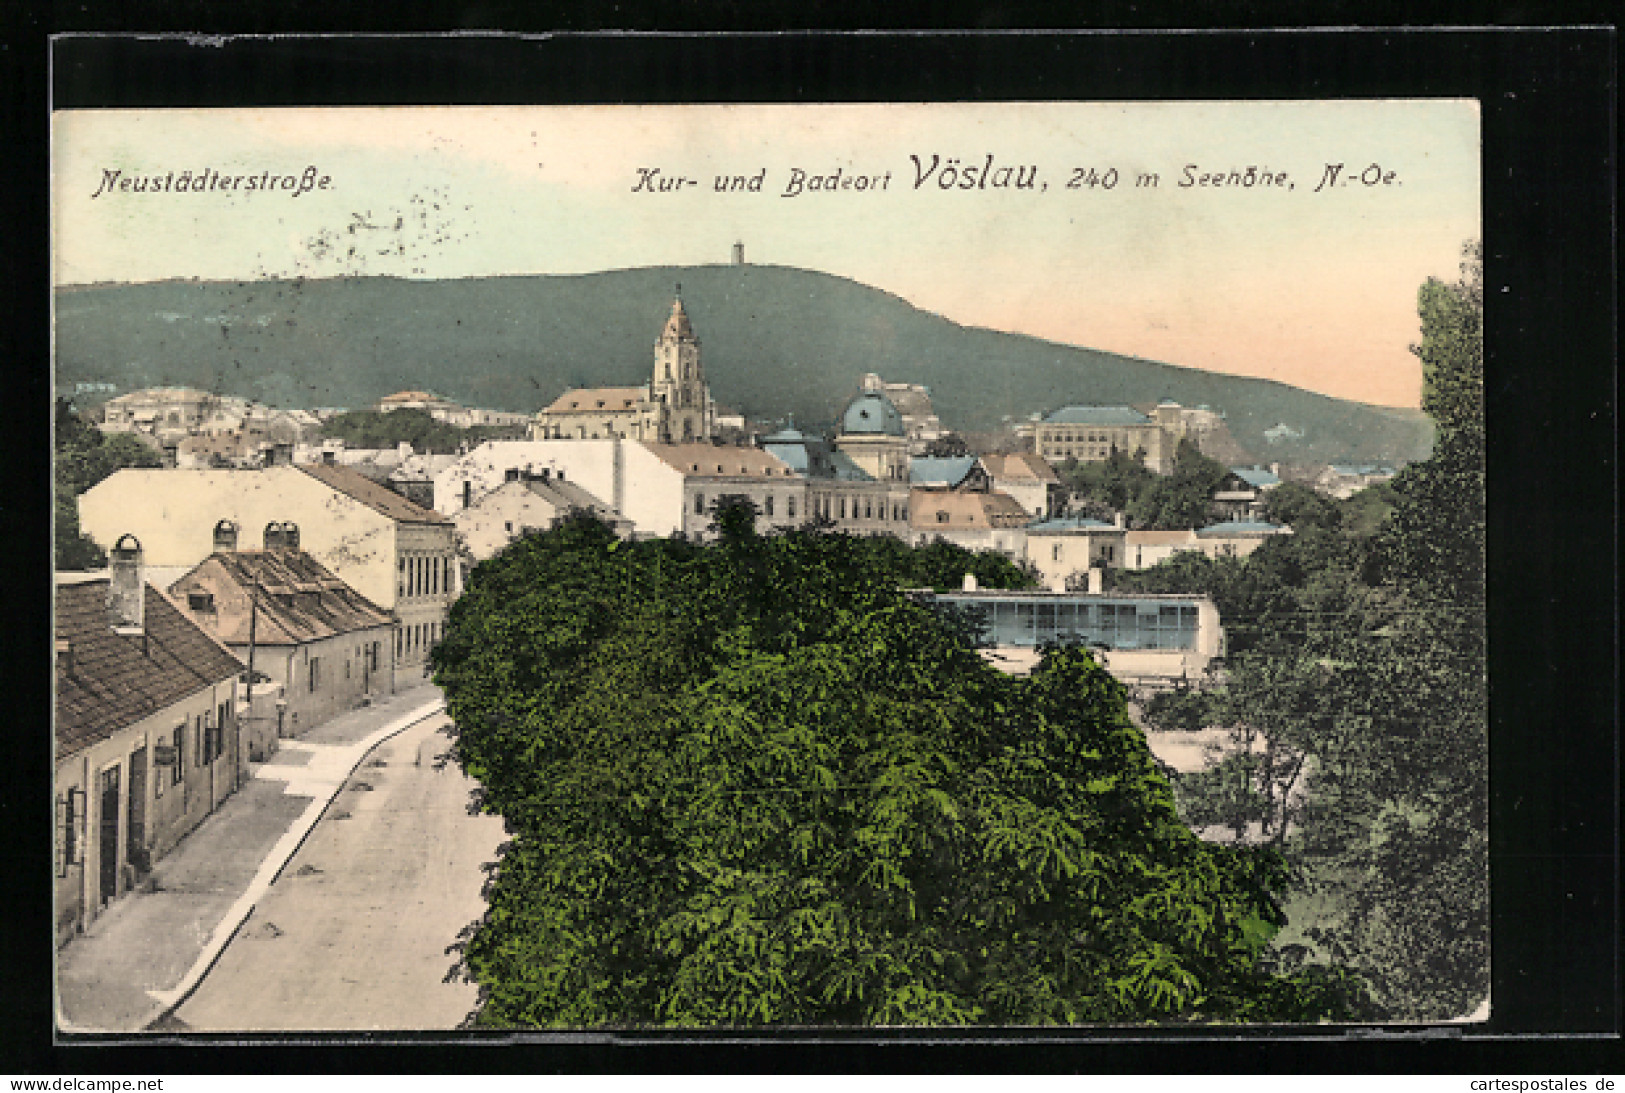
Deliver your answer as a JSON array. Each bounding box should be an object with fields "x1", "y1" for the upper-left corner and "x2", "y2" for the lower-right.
[
  {"x1": 126, "y1": 747, "x2": 147, "y2": 875},
  {"x1": 98, "y1": 766, "x2": 120, "y2": 907}
]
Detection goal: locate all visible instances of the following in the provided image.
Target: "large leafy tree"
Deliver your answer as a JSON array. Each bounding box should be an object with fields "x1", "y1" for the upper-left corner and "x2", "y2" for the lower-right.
[
  {"x1": 54, "y1": 399, "x2": 163, "y2": 569},
  {"x1": 436, "y1": 509, "x2": 1362, "y2": 1026}
]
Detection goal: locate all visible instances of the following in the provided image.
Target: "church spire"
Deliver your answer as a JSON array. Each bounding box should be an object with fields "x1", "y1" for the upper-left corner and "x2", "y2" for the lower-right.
[{"x1": 661, "y1": 290, "x2": 696, "y2": 343}]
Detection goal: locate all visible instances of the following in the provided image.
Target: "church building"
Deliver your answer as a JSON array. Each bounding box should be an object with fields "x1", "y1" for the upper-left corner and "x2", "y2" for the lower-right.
[{"x1": 532, "y1": 293, "x2": 714, "y2": 443}]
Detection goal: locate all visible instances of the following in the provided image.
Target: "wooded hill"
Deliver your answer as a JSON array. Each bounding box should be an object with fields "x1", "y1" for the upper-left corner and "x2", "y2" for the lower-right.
[{"x1": 54, "y1": 264, "x2": 1432, "y2": 465}]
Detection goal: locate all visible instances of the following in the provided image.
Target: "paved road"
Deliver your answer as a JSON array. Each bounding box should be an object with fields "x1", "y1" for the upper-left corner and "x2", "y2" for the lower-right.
[{"x1": 170, "y1": 713, "x2": 506, "y2": 1031}]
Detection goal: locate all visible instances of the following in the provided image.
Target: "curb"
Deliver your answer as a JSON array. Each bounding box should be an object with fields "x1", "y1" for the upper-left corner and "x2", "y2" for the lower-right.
[{"x1": 137, "y1": 696, "x2": 447, "y2": 1032}]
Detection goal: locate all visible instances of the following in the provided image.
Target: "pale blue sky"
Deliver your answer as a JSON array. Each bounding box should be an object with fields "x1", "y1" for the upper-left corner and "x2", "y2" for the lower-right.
[{"x1": 54, "y1": 102, "x2": 1480, "y2": 407}]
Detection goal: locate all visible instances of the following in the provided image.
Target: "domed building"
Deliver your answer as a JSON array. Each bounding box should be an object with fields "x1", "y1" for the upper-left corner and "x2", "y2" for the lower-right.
[{"x1": 833, "y1": 389, "x2": 910, "y2": 483}]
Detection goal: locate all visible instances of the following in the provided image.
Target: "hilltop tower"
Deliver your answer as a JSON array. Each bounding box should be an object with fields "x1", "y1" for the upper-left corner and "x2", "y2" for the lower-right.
[{"x1": 650, "y1": 288, "x2": 711, "y2": 442}]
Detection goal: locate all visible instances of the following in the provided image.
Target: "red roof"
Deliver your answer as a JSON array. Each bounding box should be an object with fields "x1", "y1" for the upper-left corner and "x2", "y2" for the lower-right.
[{"x1": 56, "y1": 580, "x2": 244, "y2": 760}]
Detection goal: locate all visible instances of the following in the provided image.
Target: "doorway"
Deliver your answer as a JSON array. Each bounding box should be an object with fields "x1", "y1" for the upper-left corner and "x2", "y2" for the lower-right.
[
  {"x1": 98, "y1": 765, "x2": 120, "y2": 907},
  {"x1": 126, "y1": 747, "x2": 148, "y2": 876}
]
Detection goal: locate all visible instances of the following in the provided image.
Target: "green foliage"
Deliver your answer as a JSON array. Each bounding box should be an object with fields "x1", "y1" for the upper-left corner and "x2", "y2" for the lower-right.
[
  {"x1": 318, "y1": 407, "x2": 517, "y2": 454},
  {"x1": 435, "y1": 514, "x2": 1361, "y2": 1026},
  {"x1": 54, "y1": 399, "x2": 162, "y2": 569},
  {"x1": 1061, "y1": 440, "x2": 1230, "y2": 531},
  {"x1": 1263, "y1": 481, "x2": 1341, "y2": 532},
  {"x1": 1103, "y1": 243, "x2": 1488, "y2": 1019}
]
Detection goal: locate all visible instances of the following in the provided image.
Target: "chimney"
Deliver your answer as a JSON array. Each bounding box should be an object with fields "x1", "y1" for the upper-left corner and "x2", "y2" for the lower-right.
[
  {"x1": 1087, "y1": 567, "x2": 1104, "y2": 595},
  {"x1": 107, "y1": 534, "x2": 145, "y2": 635},
  {"x1": 962, "y1": 572, "x2": 978, "y2": 592}
]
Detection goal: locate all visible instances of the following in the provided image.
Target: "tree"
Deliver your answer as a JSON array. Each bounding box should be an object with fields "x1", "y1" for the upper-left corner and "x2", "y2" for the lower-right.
[
  {"x1": 54, "y1": 399, "x2": 162, "y2": 569},
  {"x1": 435, "y1": 513, "x2": 1364, "y2": 1026}
]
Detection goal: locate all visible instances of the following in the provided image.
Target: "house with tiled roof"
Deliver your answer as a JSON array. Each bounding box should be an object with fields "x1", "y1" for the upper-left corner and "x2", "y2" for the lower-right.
[
  {"x1": 909, "y1": 489, "x2": 1030, "y2": 559},
  {"x1": 55, "y1": 540, "x2": 245, "y2": 944},
  {"x1": 1209, "y1": 465, "x2": 1282, "y2": 521},
  {"x1": 978, "y1": 452, "x2": 1062, "y2": 518},
  {"x1": 168, "y1": 550, "x2": 397, "y2": 748},
  {"x1": 79, "y1": 463, "x2": 457, "y2": 678},
  {"x1": 1034, "y1": 404, "x2": 1177, "y2": 474}
]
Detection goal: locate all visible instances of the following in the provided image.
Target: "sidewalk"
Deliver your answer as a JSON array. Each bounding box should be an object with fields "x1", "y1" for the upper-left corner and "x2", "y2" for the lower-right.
[{"x1": 55, "y1": 682, "x2": 447, "y2": 1034}]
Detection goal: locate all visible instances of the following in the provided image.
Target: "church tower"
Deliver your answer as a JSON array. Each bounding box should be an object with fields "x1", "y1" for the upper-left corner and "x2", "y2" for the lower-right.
[{"x1": 650, "y1": 288, "x2": 710, "y2": 442}]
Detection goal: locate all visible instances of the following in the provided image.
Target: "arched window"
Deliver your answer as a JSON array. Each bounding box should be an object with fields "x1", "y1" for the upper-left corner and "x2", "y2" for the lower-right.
[{"x1": 212, "y1": 519, "x2": 238, "y2": 552}]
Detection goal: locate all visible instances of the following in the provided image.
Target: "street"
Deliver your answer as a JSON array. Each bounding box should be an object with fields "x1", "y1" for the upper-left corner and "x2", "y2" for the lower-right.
[{"x1": 169, "y1": 713, "x2": 506, "y2": 1031}]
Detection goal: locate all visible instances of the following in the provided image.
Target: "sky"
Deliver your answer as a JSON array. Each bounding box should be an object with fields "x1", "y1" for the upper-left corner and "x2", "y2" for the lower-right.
[{"x1": 53, "y1": 102, "x2": 1480, "y2": 408}]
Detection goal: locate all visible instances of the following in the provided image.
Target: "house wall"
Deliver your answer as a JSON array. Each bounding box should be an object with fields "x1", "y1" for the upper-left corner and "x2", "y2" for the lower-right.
[
  {"x1": 433, "y1": 441, "x2": 623, "y2": 518},
  {"x1": 394, "y1": 522, "x2": 458, "y2": 678},
  {"x1": 78, "y1": 468, "x2": 398, "y2": 608},
  {"x1": 1026, "y1": 530, "x2": 1127, "y2": 587},
  {"x1": 454, "y1": 481, "x2": 573, "y2": 561},
  {"x1": 806, "y1": 481, "x2": 911, "y2": 537},
  {"x1": 230, "y1": 625, "x2": 394, "y2": 738},
  {"x1": 55, "y1": 678, "x2": 240, "y2": 947},
  {"x1": 912, "y1": 526, "x2": 1028, "y2": 560},
  {"x1": 680, "y1": 476, "x2": 810, "y2": 539}
]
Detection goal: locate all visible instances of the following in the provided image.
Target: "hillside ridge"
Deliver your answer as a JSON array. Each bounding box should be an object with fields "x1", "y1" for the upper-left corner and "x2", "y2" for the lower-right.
[{"x1": 53, "y1": 264, "x2": 1432, "y2": 464}]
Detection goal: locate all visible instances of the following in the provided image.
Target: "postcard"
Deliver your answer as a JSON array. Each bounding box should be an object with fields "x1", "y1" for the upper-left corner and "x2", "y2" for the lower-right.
[{"x1": 52, "y1": 98, "x2": 1486, "y2": 1034}]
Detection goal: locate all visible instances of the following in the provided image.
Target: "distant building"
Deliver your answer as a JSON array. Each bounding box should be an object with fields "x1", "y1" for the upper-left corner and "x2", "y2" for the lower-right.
[
  {"x1": 1024, "y1": 514, "x2": 1128, "y2": 589},
  {"x1": 909, "y1": 488, "x2": 1030, "y2": 559},
  {"x1": 55, "y1": 541, "x2": 245, "y2": 945},
  {"x1": 1263, "y1": 422, "x2": 1306, "y2": 445},
  {"x1": 373, "y1": 390, "x2": 530, "y2": 431},
  {"x1": 533, "y1": 294, "x2": 714, "y2": 444},
  {"x1": 921, "y1": 587, "x2": 1224, "y2": 688},
  {"x1": 78, "y1": 464, "x2": 458, "y2": 678},
  {"x1": 1209, "y1": 465, "x2": 1282, "y2": 521},
  {"x1": 833, "y1": 390, "x2": 911, "y2": 483},
  {"x1": 857, "y1": 373, "x2": 944, "y2": 452},
  {"x1": 1316, "y1": 464, "x2": 1397, "y2": 500},
  {"x1": 433, "y1": 439, "x2": 801, "y2": 541},
  {"x1": 1123, "y1": 520, "x2": 1292, "y2": 569},
  {"x1": 978, "y1": 451, "x2": 1062, "y2": 518},
  {"x1": 762, "y1": 425, "x2": 911, "y2": 538},
  {"x1": 454, "y1": 469, "x2": 632, "y2": 562},
  {"x1": 1034, "y1": 406, "x2": 1175, "y2": 474},
  {"x1": 1147, "y1": 399, "x2": 1226, "y2": 453},
  {"x1": 99, "y1": 387, "x2": 220, "y2": 438},
  {"x1": 167, "y1": 549, "x2": 397, "y2": 747}
]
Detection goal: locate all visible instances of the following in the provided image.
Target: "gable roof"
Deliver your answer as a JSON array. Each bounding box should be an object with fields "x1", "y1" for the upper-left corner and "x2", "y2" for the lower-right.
[
  {"x1": 910, "y1": 489, "x2": 1030, "y2": 530},
  {"x1": 541, "y1": 386, "x2": 650, "y2": 415},
  {"x1": 643, "y1": 443, "x2": 797, "y2": 479},
  {"x1": 296, "y1": 462, "x2": 450, "y2": 524},
  {"x1": 169, "y1": 551, "x2": 395, "y2": 647},
  {"x1": 980, "y1": 452, "x2": 1061, "y2": 483},
  {"x1": 1043, "y1": 406, "x2": 1152, "y2": 426},
  {"x1": 56, "y1": 579, "x2": 244, "y2": 760}
]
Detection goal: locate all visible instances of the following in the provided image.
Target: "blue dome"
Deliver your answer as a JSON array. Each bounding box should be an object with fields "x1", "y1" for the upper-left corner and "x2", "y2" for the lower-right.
[{"x1": 841, "y1": 391, "x2": 904, "y2": 436}]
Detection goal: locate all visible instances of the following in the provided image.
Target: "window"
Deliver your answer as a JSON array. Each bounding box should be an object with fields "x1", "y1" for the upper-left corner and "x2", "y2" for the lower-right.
[
  {"x1": 370, "y1": 642, "x2": 380, "y2": 672},
  {"x1": 839, "y1": 498, "x2": 847, "y2": 520},
  {"x1": 764, "y1": 496, "x2": 775, "y2": 517},
  {"x1": 172, "y1": 725, "x2": 186, "y2": 785},
  {"x1": 188, "y1": 592, "x2": 215, "y2": 612},
  {"x1": 787, "y1": 496, "x2": 797, "y2": 518},
  {"x1": 154, "y1": 737, "x2": 166, "y2": 798},
  {"x1": 936, "y1": 511, "x2": 949, "y2": 524},
  {"x1": 201, "y1": 711, "x2": 215, "y2": 764},
  {"x1": 57, "y1": 789, "x2": 83, "y2": 877},
  {"x1": 1053, "y1": 543, "x2": 1063, "y2": 562},
  {"x1": 309, "y1": 657, "x2": 321, "y2": 693},
  {"x1": 695, "y1": 494, "x2": 705, "y2": 514},
  {"x1": 398, "y1": 558, "x2": 407, "y2": 596}
]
